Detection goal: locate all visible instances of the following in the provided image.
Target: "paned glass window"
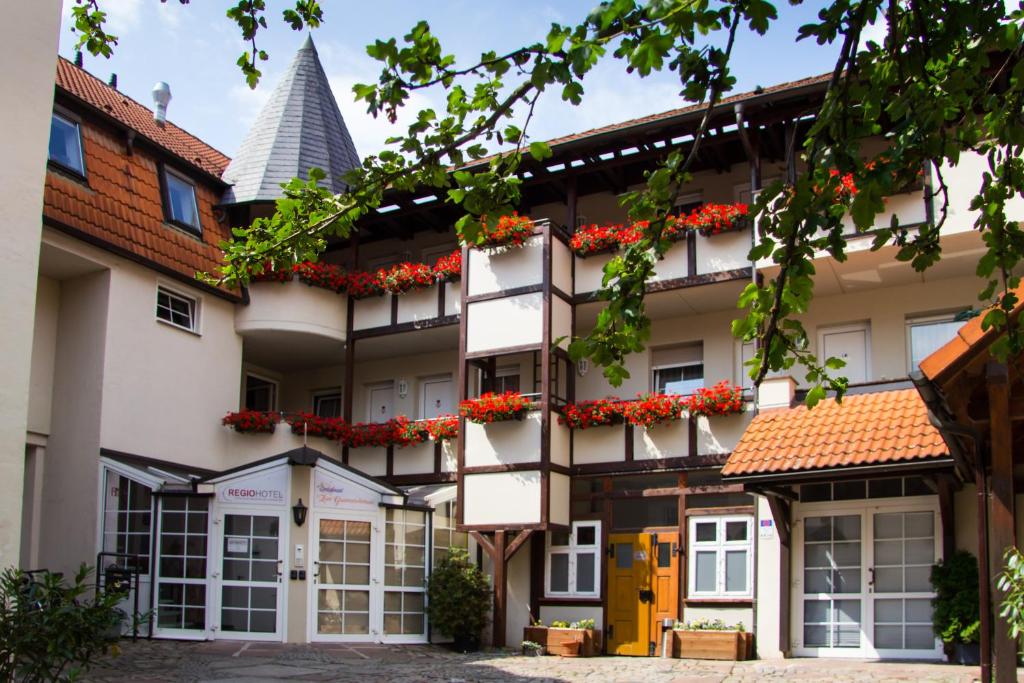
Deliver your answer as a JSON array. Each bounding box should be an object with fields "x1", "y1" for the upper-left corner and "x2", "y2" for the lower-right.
[
  {"x1": 49, "y1": 112, "x2": 85, "y2": 175},
  {"x1": 164, "y1": 168, "x2": 201, "y2": 233},
  {"x1": 545, "y1": 521, "x2": 601, "y2": 597},
  {"x1": 687, "y1": 516, "x2": 753, "y2": 597},
  {"x1": 384, "y1": 509, "x2": 427, "y2": 636}
]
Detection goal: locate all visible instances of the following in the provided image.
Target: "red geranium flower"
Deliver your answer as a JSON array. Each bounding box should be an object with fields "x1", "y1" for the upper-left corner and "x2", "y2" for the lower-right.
[
  {"x1": 433, "y1": 249, "x2": 462, "y2": 283},
  {"x1": 346, "y1": 270, "x2": 386, "y2": 299},
  {"x1": 461, "y1": 213, "x2": 535, "y2": 249},
  {"x1": 379, "y1": 262, "x2": 435, "y2": 295},
  {"x1": 559, "y1": 398, "x2": 625, "y2": 429},
  {"x1": 222, "y1": 410, "x2": 279, "y2": 434},
  {"x1": 459, "y1": 392, "x2": 535, "y2": 424}
]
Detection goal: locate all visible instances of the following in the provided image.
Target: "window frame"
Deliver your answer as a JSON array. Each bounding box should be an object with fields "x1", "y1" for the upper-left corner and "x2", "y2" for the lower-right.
[
  {"x1": 652, "y1": 360, "x2": 705, "y2": 396},
  {"x1": 492, "y1": 365, "x2": 521, "y2": 395},
  {"x1": 687, "y1": 515, "x2": 754, "y2": 599},
  {"x1": 48, "y1": 110, "x2": 87, "y2": 179},
  {"x1": 735, "y1": 340, "x2": 755, "y2": 391},
  {"x1": 244, "y1": 373, "x2": 279, "y2": 412},
  {"x1": 155, "y1": 285, "x2": 200, "y2": 334},
  {"x1": 160, "y1": 165, "x2": 202, "y2": 235},
  {"x1": 311, "y1": 388, "x2": 343, "y2": 419},
  {"x1": 544, "y1": 520, "x2": 601, "y2": 598},
  {"x1": 905, "y1": 312, "x2": 965, "y2": 372}
]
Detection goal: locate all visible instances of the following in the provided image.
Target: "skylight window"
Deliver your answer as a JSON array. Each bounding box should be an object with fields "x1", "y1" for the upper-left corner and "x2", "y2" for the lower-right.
[
  {"x1": 163, "y1": 168, "x2": 201, "y2": 234},
  {"x1": 48, "y1": 112, "x2": 85, "y2": 176}
]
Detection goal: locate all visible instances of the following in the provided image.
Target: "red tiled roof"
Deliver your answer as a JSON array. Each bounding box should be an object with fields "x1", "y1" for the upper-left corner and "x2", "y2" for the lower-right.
[
  {"x1": 721, "y1": 389, "x2": 948, "y2": 478},
  {"x1": 919, "y1": 286, "x2": 1024, "y2": 384},
  {"x1": 55, "y1": 56, "x2": 230, "y2": 178}
]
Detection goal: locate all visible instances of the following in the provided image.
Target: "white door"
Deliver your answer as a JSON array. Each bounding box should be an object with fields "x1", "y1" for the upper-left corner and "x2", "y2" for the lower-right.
[
  {"x1": 421, "y1": 376, "x2": 453, "y2": 418},
  {"x1": 821, "y1": 325, "x2": 869, "y2": 384},
  {"x1": 368, "y1": 383, "x2": 394, "y2": 423},
  {"x1": 794, "y1": 501, "x2": 941, "y2": 659},
  {"x1": 153, "y1": 495, "x2": 211, "y2": 639},
  {"x1": 215, "y1": 511, "x2": 286, "y2": 640},
  {"x1": 310, "y1": 514, "x2": 377, "y2": 642}
]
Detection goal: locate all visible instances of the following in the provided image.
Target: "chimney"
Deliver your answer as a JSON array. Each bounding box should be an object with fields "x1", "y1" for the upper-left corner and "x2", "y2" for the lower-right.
[
  {"x1": 757, "y1": 375, "x2": 798, "y2": 411},
  {"x1": 152, "y1": 81, "x2": 171, "y2": 125},
  {"x1": 108, "y1": 73, "x2": 117, "y2": 89},
  {"x1": 74, "y1": 51, "x2": 83, "y2": 68}
]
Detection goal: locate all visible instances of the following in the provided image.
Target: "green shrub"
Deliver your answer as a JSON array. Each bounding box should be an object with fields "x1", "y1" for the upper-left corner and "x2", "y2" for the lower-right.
[
  {"x1": 998, "y1": 546, "x2": 1024, "y2": 639},
  {"x1": 931, "y1": 550, "x2": 980, "y2": 644},
  {"x1": 426, "y1": 548, "x2": 490, "y2": 648},
  {"x1": 0, "y1": 565, "x2": 125, "y2": 682}
]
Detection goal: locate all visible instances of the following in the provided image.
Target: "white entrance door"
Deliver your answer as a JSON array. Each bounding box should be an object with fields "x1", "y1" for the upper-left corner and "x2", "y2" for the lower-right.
[
  {"x1": 368, "y1": 383, "x2": 394, "y2": 423},
  {"x1": 153, "y1": 495, "x2": 211, "y2": 639},
  {"x1": 794, "y1": 501, "x2": 941, "y2": 659},
  {"x1": 216, "y1": 511, "x2": 286, "y2": 640},
  {"x1": 421, "y1": 375, "x2": 453, "y2": 418},
  {"x1": 820, "y1": 325, "x2": 869, "y2": 384},
  {"x1": 310, "y1": 514, "x2": 377, "y2": 641}
]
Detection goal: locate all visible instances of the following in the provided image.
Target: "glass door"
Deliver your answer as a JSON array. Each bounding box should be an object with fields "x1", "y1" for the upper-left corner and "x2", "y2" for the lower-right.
[
  {"x1": 312, "y1": 516, "x2": 374, "y2": 641},
  {"x1": 869, "y1": 510, "x2": 941, "y2": 657},
  {"x1": 154, "y1": 496, "x2": 209, "y2": 638},
  {"x1": 218, "y1": 512, "x2": 284, "y2": 640},
  {"x1": 800, "y1": 514, "x2": 864, "y2": 652}
]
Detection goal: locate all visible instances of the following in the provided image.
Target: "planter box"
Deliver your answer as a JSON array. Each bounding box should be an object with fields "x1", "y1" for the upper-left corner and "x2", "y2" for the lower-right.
[
  {"x1": 523, "y1": 625, "x2": 548, "y2": 647},
  {"x1": 672, "y1": 630, "x2": 753, "y2": 660},
  {"x1": 544, "y1": 628, "x2": 601, "y2": 657}
]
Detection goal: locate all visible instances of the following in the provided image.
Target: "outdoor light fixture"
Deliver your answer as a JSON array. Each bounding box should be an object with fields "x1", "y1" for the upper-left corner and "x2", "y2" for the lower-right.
[
  {"x1": 577, "y1": 359, "x2": 590, "y2": 377},
  {"x1": 397, "y1": 378, "x2": 409, "y2": 398},
  {"x1": 292, "y1": 499, "x2": 308, "y2": 527}
]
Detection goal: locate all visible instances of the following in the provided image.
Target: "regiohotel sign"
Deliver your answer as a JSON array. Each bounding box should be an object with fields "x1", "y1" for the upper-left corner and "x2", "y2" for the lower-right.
[{"x1": 216, "y1": 466, "x2": 288, "y2": 506}]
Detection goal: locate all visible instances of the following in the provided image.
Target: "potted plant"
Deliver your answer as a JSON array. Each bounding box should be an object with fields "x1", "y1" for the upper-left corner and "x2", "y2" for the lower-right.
[
  {"x1": 544, "y1": 618, "x2": 601, "y2": 657},
  {"x1": 672, "y1": 619, "x2": 752, "y2": 660},
  {"x1": 521, "y1": 640, "x2": 544, "y2": 657},
  {"x1": 931, "y1": 550, "x2": 981, "y2": 664},
  {"x1": 426, "y1": 548, "x2": 490, "y2": 652}
]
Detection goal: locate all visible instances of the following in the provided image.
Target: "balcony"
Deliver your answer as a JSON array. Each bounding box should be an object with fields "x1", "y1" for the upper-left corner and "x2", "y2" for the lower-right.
[{"x1": 351, "y1": 281, "x2": 460, "y2": 335}]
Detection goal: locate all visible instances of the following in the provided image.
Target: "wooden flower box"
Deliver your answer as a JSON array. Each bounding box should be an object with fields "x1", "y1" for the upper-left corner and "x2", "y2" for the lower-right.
[
  {"x1": 672, "y1": 630, "x2": 754, "y2": 660},
  {"x1": 524, "y1": 627, "x2": 601, "y2": 657}
]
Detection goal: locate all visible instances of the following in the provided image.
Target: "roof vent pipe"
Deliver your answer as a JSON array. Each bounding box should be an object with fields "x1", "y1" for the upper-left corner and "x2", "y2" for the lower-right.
[
  {"x1": 152, "y1": 81, "x2": 171, "y2": 125},
  {"x1": 74, "y1": 51, "x2": 83, "y2": 68},
  {"x1": 108, "y1": 73, "x2": 117, "y2": 89}
]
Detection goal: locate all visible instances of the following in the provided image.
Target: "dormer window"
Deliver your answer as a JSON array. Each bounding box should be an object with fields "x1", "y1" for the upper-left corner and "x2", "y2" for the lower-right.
[
  {"x1": 162, "y1": 167, "x2": 201, "y2": 234},
  {"x1": 48, "y1": 112, "x2": 85, "y2": 176}
]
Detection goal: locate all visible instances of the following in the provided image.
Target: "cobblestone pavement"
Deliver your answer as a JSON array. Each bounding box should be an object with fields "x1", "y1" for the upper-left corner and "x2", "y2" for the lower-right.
[{"x1": 80, "y1": 639, "x2": 1007, "y2": 682}]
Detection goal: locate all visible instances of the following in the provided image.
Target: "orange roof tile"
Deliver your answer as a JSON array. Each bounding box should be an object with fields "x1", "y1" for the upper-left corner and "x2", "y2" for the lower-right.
[
  {"x1": 721, "y1": 388, "x2": 949, "y2": 478},
  {"x1": 55, "y1": 56, "x2": 230, "y2": 178},
  {"x1": 919, "y1": 286, "x2": 1024, "y2": 384}
]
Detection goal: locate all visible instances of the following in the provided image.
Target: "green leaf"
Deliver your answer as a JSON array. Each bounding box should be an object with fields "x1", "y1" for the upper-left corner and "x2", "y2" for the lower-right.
[{"x1": 529, "y1": 141, "x2": 552, "y2": 161}]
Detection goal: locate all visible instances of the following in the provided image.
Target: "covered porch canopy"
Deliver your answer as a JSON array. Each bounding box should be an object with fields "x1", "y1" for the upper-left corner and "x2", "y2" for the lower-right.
[{"x1": 914, "y1": 293, "x2": 1024, "y2": 683}]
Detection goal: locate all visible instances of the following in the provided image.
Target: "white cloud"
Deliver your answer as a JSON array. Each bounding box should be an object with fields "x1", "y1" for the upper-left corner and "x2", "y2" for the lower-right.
[{"x1": 97, "y1": 0, "x2": 144, "y2": 36}]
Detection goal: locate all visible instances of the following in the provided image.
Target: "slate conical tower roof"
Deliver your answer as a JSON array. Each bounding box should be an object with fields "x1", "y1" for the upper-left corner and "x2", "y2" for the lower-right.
[{"x1": 221, "y1": 35, "x2": 360, "y2": 203}]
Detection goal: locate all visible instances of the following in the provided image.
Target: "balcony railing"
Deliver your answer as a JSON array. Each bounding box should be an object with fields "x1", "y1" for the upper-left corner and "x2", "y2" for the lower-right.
[{"x1": 235, "y1": 279, "x2": 347, "y2": 341}]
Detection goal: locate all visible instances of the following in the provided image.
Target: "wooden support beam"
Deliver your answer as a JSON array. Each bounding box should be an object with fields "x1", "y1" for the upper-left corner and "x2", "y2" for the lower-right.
[
  {"x1": 493, "y1": 530, "x2": 508, "y2": 647},
  {"x1": 505, "y1": 529, "x2": 533, "y2": 562},
  {"x1": 469, "y1": 530, "x2": 495, "y2": 560},
  {"x1": 936, "y1": 476, "x2": 956, "y2": 558},
  {"x1": 986, "y1": 362, "x2": 1017, "y2": 683},
  {"x1": 766, "y1": 495, "x2": 791, "y2": 548}
]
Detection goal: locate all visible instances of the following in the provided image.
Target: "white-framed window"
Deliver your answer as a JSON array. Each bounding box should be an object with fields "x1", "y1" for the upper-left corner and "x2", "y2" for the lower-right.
[
  {"x1": 312, "y1": 389, "x2": 342, "y2": 418},
  {"x1": 156, "y1": 286, "x2": 199, "y2": 333},
  {"x1": 493, "y1": 366, "x2": 521, "y2": 394},
  {"x1": 736, "y1": 340, "x2": 755, "y2": 391},
  {"x1": 652, "y1": 343, "x2": 704, "y2": 395},
  {"x1": 545, "y1": 521, "x2": 601, "y2": 597},
  {"x1": 688, "y1": 515, "x2": 753, "y2": 598},
  {"x1": 244, "y1": 373, "x2": 278, "y2": 412},
  {"x1": 431, "y1": 500, "x2": 468, "y2": 567},
  {"x1": 384, "y1": 508, "x2": 427, "y2": 637},
  {"x1": 163, "y1": 167, "x2": 201, "y2": 234},
  {"x1": 101, "y1": 468, "x2": 154, "y2": 576},
  {"x1": 49, "y1": 111, "x2": 85, "y2": 176},
  {"x1": 906, "y1": 312, "x2": 964, "y2": 371}
]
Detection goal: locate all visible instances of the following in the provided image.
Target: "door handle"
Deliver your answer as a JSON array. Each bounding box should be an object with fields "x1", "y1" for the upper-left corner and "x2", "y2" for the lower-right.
[
  {"x1": 638, "y1": 589, "x2": 654, "y2": 603},
  {"x1": 867, "y1": 567, "x2": 875, "y2": 591},
  {"x1": 607, "y1": 543, "x2": 614, "y2": 558}
]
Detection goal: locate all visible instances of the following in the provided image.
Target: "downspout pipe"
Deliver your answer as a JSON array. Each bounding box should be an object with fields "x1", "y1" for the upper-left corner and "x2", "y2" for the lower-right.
[{"x1": 912, "y1": 372, "x2": 991, "y2": 683}]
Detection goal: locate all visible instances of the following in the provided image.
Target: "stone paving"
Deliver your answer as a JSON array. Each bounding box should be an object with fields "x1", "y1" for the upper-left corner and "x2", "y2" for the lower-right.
[{"x1": 80, "y1": 639, "x2": 1006, "y2": 682}]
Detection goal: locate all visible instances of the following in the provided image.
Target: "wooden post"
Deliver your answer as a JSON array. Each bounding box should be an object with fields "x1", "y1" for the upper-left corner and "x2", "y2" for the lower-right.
[
  {"x1": 493, "y1": 530, "x2": 508, "y2": 647},
  {"x1": 987, "y1": 362, "x2": 1016, "y2": 683},
  {"x1": 977, "y1": 444, "x2": 993, "y2": 683}
]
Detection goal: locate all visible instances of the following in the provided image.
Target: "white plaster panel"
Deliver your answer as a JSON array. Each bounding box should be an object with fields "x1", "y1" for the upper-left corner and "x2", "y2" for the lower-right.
[
  {"x1": 651, "y1": 241, "x2": 689, "y2": 281},
  {"x1": 28, "y1": 276, "x2": 59, "y2": 436},
  {"x1": 695, "y1": 411, "x2": 751, "y2": 455},
  {"x1": 682, "y1": 605, "x2": 754, "y2": 632},
  {"x1": 311, "y1": 467, "x2": 381, "y2": 510},
  {"x1": 346, "y1": 447, "x2": 388, "y2": 477},
  {"x1": 695, "y1": 228, "x2": 751, "y2": 275},
  {"x1": 552, "y1": 297, "x2": 572, "y2": 350},
  {"x1": 551, "y1": 418, "x2": 570, "y2": 467},
  {"x1": 352, "y1": 294, "x2": 392, "y2": 330},
  {"x1": 466, "y1": 294, "x2": 543, "y2": 353},
  {"x1": 938, "y1": 152, "x2": 1024, "y2": 231},
  {"x1": 505, "y1": 546, "x2": 533, "y2": 649},
  {"x1": 754, "y1": 495, "x2": 785, "y2": 659},
  {"x1": 464, "y1": 471, "x2": 541, "y2": 525},
  {"x1": 633, "y1": 419, "x2": 690, "y2": 460},
  {"x1": 441, "y1": 439, "x2": 458, "y2": 472},
  {"x1": 236, "y1": 280, "x2": 347, "y2": 341},
  {"x1": 464, "y1": 411, "x2": 541, "y2": 467},
  {"x1": 549, "y1": 472, "x2": 570, "y2": 527},
  {"x1": 396, "y1": 286, "x2": 439, "y2": 324},
  {"x1": 571, "y1": 425, "x2": 626, "y2": 464},
  {"x1": 224, "y1": 427, "x2": 340, "y2": 463},
  {"x1": 444, "y1": 282, "x2": 461, "y2": 316},
  {"x1": 839, "y1": 189, "x2": 929, "y2": 234},
  {"x1": 467, "y1": 235, "x2": 543, "y2": 296},
  {"x1": 392, "y1": 440, "x2": 435, "y2": 475},
  {"x1": 552, "y1": 238, "x2": 573, "y2": 295},
  {"x1": 573, "y1": 253, "x2": 613, "y2": 294},
  {"x1": 539, "y1": 606, "x2": 603, "y2": 633}
]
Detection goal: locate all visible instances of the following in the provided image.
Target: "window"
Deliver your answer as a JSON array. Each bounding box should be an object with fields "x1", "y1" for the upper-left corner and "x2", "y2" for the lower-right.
[
  {"x1": 688, "y1": 516, "x2": 753, "y2": 597},
  {"x1": 906, "y1": 313, "x2": 964, "y2": 371},
  {"x1": 312, "y1": 390, "x2": 342, "y2": 418},
  {"x1": 245, "y1": 374, "x2": 278, "y2": 412},
  {"x1": 156, "y1": 286, "x2": 198, "y2": 332},
  {"x1": 493, "y1": 366, "x2": 520, "y2": 395},
  {"x1": 384, "y1": 509, "x2": 427, "y2": 636},
  {"x1": 652, "y1": 343, "x2": 703, "y2": 395},
  {"x1": 101, "y1": 469, "x2": 153, "y2": 575},
  {"x1": 163, "y1": 168, "x2": 201, "y2": 233},
  {"x1": 545, "y1": 521, "x2": 601, "y2": 597},
  {"x1": 736, "y1": 341, "x2": 755, "y2": 391},
  {"x1": 432, "y1": 500, "x2": 468, "y2": 567},
  {"x1": 800, "y1": 477, "x2": 932, "y2": 502},
  {"x1": 49, "y1": 112, "x2": 85, "y2": 175}
]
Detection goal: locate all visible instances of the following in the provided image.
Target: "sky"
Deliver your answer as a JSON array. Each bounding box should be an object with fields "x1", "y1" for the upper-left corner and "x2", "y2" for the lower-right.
[{"x1": 58, "y1": 1, "x2": 842, "y2": 160}]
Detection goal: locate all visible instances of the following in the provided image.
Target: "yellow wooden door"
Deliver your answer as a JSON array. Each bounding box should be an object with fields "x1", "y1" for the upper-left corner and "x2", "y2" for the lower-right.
[
  {"x1": 606, "y1": 533, "x2": 653, "y2": 656},
  {"x1": 649, "y1": 531, "x2": 680, "y2": 655}
]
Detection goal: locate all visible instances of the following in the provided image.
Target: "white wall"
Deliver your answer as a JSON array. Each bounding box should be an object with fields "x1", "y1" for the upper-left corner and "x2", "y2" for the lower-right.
[
  {"x1": 27, "y1": 276, "x2": 59, "y2": 436},
  {"x1": 0, "y1": 0, "x2": 61, "y2": 567}
]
